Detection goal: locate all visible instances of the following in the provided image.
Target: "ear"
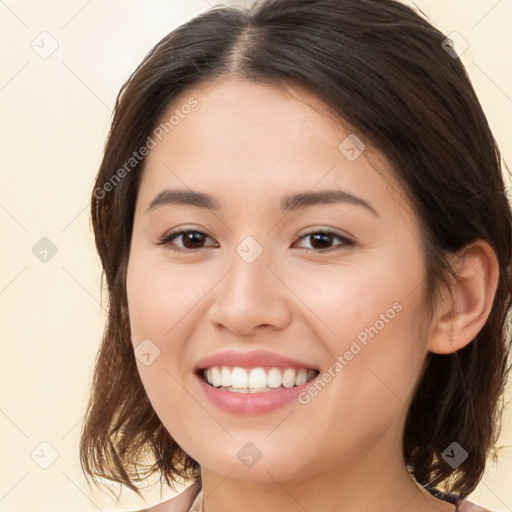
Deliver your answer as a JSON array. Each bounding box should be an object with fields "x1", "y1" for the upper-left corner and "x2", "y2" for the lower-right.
[{"x1": 427, "y1": 240, "x2": 499, "y2": 354}]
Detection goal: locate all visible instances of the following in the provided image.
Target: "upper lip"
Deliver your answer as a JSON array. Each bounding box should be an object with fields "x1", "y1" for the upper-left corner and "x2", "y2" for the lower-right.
[{"x1": 195, "y1": 350, "x2": 319, "y2": 371}]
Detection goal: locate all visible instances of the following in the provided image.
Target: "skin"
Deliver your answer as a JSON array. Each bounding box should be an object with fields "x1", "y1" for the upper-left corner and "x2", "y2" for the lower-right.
[{"x1": 126, "y1": 77, "x2": 499, "y2": 512}]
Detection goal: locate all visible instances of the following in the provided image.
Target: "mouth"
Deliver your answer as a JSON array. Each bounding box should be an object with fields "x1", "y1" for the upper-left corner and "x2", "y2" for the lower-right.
[{"x1": 196, "y1": 366, "x2": 320, "y2": 393}]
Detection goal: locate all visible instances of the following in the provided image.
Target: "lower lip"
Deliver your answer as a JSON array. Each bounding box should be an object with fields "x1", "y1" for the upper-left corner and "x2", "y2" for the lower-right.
[{"x1": 195, "y1": 372, "x2": 316, "y2": 415}]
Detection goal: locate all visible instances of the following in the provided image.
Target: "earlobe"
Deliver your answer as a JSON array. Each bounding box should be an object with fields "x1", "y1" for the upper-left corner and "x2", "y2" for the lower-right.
[{"x1": 427, "y1": 240, "x2": 500, "y2": 355}]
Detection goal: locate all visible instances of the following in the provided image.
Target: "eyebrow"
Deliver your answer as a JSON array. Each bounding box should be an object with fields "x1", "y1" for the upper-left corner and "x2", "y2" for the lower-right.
[{"x1": 145, "y1": 188, "x2": 379, "y2": 216}]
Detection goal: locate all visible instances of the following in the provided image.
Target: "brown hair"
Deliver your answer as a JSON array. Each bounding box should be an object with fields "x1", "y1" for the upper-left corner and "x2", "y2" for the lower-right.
[{"x1": 80, "y1": 0, "x2": 512, "y2": 501}]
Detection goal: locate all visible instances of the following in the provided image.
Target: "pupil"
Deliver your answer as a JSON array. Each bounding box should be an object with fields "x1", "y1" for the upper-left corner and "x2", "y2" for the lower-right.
[
  {"x1": 311, "y1": 233, "x2": 331, "y2": 249},
  {"x1": 184, "y1": 232, "x2": 204, "y2": 248}
]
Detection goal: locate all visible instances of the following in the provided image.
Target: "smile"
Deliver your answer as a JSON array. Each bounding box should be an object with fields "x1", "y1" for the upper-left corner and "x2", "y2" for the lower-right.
[{"x1": 201, "y1": 366, "x2": 319, "y2": 393}]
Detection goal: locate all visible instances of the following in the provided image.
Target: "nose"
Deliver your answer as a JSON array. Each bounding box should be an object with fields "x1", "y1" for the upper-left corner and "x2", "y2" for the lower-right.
[{"x1": 206, "y1": 245, "x2": 293, "y2": 336}]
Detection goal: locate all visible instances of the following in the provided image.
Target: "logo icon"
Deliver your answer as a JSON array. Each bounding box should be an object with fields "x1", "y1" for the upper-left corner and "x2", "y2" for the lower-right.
[
  {"x1": 441, "y1": 32, "x2": 469, "y2": 59},
  {"x1": 31, "y1": 31, "x2": 59, "y2": 59},
  {"x1": 237, "y1": 442, "x2": 263, "y2": 468},
  {"x1": 31, "y1": 441, "x2": 59, "y2": 469},
  {"x1": 442, "y1": 442, "x2": 468, "y2": 468},
  {"x1": 32, "y1": 237, "x2": 58, "y2": 263},
  {"x1": 338, "y1": 134, "x2": 366, "y2": 161},
  {"x1": 236, "y1": 236, "x2": 263, "y2": 264},
  {"x1": 134, "y1": 338, "x2": 161, "y2": 366}
]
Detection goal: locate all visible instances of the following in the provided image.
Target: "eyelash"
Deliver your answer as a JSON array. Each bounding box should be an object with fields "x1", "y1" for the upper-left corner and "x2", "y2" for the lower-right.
[{"x1": 156, "y1": 228, "x2": 355, "y2": 254}]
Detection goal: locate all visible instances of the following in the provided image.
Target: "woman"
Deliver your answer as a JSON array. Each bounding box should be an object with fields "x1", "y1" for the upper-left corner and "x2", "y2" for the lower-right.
[{"x1": 79, "y1": 0, "x2": 512, "y2": 511}]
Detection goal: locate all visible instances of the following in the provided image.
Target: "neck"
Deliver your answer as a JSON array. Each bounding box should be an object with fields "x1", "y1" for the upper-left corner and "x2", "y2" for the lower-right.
[{"x1": 197, "y1": 427, "x2": 453, "y2": 512}]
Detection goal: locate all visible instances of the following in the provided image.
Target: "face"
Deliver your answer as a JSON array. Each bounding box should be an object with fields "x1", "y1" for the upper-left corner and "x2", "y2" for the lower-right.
[{"x1": 126, "y1": 77, "x2": 434, "y2": 484}]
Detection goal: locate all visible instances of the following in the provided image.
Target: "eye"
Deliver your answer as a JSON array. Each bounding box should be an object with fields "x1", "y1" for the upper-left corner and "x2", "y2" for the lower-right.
[
  {"x1": 157, "y1": 228, "x2": 354, "y2": 253},
  {"x1": 156, "y1": 229, "x2": 218, "y2": 251},
  {"x1": 294, "y1": 229, "x2": 354, "y2": 253}
]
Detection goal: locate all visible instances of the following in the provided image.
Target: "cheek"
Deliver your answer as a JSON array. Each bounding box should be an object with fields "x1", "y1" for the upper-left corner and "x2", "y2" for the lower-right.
[
  {"x1": 126, "y1": 256, "x2": 201, "y2": 433},
  {"x1": 126, "y1": 252, "x2": 208, "y2": 344},
  {"x1": 287, "y1": 252, "x2": 427, "y2": 404},
  {"x1": 126, "y1": 253, "x2": 215, "y2": 413},
  {"x1": 285, "y1": 255, "x2": 414, "y2": 345}
]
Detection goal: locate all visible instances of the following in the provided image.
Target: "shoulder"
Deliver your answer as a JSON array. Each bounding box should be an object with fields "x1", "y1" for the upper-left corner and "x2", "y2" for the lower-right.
[
  {"x1": 458, "y1": 499, "x2": 494, "y2": 512},
  {"x1": 129, "y1": 481, "x2": 201, "y2": 512}
]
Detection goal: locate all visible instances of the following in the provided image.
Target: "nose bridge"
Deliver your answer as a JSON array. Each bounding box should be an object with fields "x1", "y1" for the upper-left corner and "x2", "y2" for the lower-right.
[
  {"x1": 224, "y1": 235, "x2": 274, "y2": 310},
  {"x1": 238, "y1": 238, "x2": 268, "y2": 286},
  {"x1": 207, "y1": 234, "x2": 292, "y2": 333}
]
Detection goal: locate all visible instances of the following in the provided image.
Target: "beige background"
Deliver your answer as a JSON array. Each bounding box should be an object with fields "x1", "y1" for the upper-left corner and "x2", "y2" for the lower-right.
[{"x1": 1, "y1": 1, "x2": 511, "y2": 511}]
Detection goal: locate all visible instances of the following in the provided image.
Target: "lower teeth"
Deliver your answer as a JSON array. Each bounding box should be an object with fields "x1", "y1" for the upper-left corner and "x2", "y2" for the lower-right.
[{"x1": 217, "y1": 385, "x2": 293, "y2": 393}]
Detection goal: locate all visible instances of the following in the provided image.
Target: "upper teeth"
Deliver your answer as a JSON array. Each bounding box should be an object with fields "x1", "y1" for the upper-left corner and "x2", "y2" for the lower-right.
[{"x1": 203, "y1": 366, "x2": 317, "y2": 389}]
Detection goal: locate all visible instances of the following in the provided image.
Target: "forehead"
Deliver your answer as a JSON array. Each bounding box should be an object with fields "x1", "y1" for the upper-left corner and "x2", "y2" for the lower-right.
[
  {"x1": 137, "y1": 77, "x2": 411, "y2": 218},
  {"x1": 155, "y1": 78, "x2": 348, "y2": 163}
]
